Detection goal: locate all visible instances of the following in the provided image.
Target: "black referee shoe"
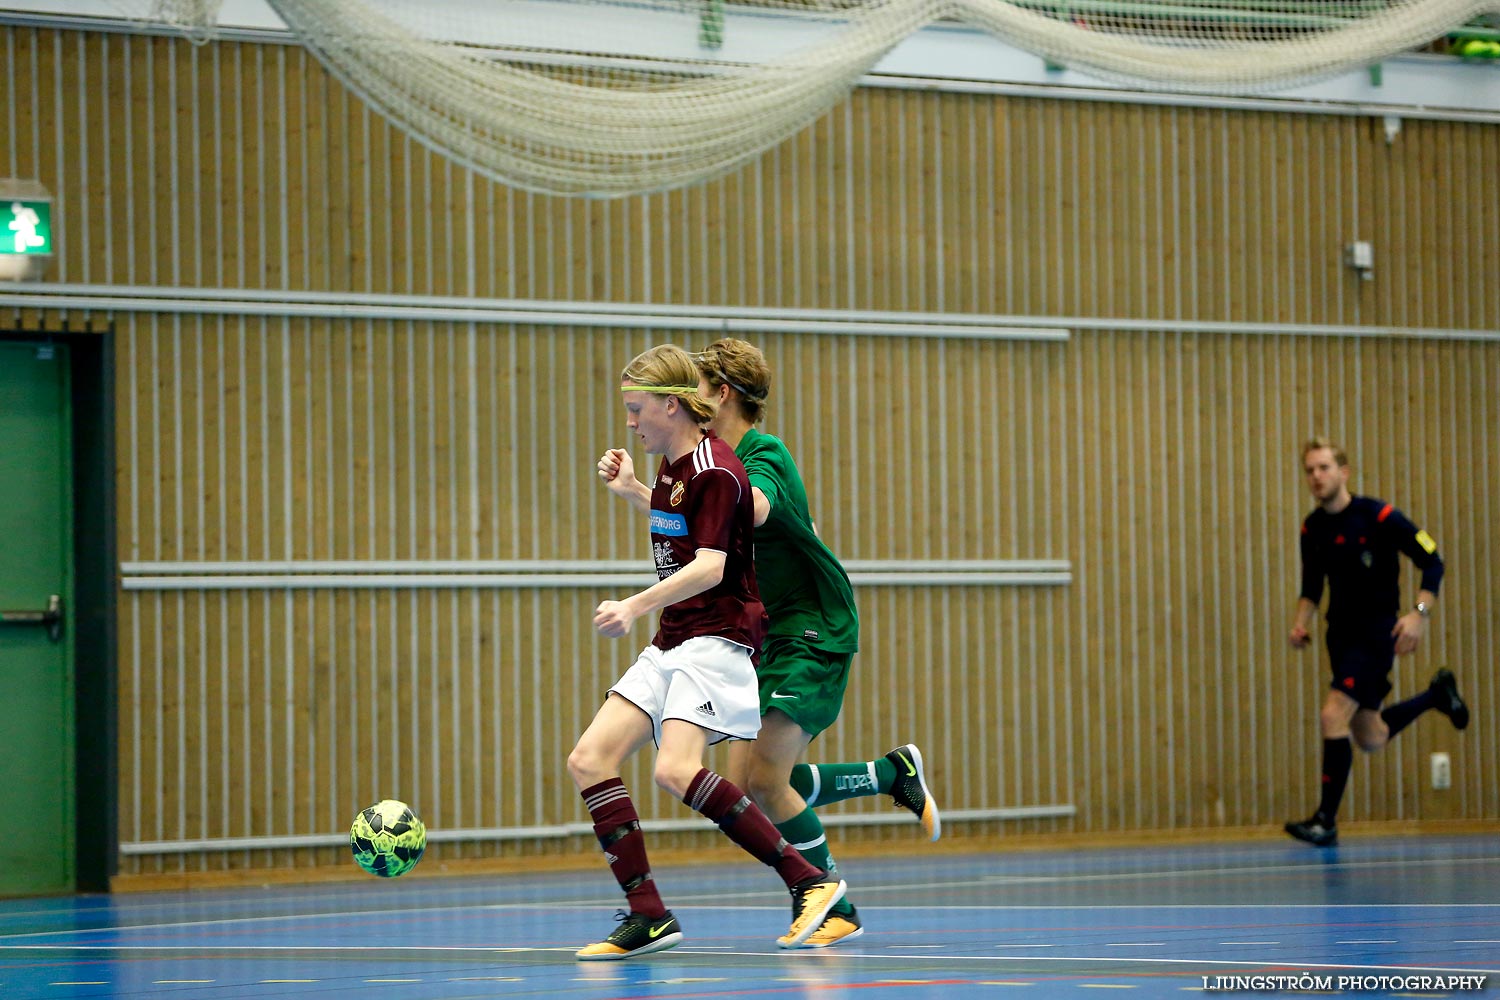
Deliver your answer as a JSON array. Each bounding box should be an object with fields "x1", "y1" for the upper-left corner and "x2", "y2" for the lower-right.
[
  {"x1": 1429, "y1": 668, "x2": 1470, "y2": 731},
  {"x1": 1284, "y1": 815, "x2": 1338, "y2": 847}
]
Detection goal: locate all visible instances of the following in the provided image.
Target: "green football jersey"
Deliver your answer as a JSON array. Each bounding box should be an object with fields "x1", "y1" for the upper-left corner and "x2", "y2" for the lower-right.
[{"x1": 736, "y1": 428, "x2": 859, "y2": 652}]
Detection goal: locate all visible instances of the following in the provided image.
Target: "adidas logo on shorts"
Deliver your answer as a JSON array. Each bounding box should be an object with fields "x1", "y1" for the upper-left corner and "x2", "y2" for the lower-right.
[{"x1": 694, "y1": 700, "x2": 716, "y2": 718}]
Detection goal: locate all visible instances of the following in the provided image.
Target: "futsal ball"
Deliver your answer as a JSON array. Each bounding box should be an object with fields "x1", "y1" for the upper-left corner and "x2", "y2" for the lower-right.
[
  {"x1": 1456, "y1": 38, "x2": 1500, "y2": 58},
  {"x1": 350, "y1": 799, "x2": 427, "y2": 877}
]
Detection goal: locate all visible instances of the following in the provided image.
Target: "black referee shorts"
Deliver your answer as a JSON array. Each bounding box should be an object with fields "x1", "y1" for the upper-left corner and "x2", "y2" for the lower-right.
[{"x1": 1325, "y1": 621, "x2": 1397, "y2": 710}]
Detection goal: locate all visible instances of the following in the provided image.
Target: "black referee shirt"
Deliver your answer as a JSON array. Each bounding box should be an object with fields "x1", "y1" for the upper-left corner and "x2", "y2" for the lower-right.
[{"x1": 1299, "y1": 495, "x2": 1444, "y2": 629}]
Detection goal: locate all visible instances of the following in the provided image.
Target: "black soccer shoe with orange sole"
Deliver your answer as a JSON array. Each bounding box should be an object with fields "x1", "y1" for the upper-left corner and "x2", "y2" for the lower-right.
[{"x1": 575, "y1": 909, "x2": 683, "y2": 961}]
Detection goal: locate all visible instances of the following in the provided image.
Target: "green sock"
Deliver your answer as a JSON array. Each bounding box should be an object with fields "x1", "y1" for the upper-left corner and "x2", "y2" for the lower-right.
[
  {"x1": 776, "y1": 806, "x2": 854, "y2": 917},
  {"x1": 789, "y1": 757, "x2": 896, "y2": 806}
]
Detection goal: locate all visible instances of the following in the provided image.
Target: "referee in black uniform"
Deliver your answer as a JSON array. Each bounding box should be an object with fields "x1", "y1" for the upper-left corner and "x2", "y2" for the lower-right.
[{"x1": 1285, "y1": 438, "x2": 1469, "y2": 847}]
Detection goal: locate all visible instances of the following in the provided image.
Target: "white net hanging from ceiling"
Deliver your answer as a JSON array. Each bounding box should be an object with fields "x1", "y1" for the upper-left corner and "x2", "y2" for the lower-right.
[{"x1": 137, "y1": 0, "x2": 1497, "y2": 196}]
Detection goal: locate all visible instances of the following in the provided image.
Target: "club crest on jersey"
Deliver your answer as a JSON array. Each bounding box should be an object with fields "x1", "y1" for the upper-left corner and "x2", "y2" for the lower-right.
[{"x1": 670, "y1": 480, "x2": 686, "y2": 506}]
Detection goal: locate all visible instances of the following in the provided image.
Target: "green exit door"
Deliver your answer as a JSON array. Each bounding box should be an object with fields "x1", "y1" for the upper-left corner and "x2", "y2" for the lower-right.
[{"x1": 0, "y1": 341, "x2": 75, "y2": 896}]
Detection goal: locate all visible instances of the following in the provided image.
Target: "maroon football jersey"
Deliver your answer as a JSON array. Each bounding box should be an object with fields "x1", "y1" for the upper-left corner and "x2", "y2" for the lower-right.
[{"x1": 646, "y1": 431, "x2": 768, "y2": 653}]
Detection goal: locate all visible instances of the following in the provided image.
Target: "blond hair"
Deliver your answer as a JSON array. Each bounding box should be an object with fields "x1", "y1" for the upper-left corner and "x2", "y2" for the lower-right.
[
  {"x1": 696, "y1": 338, "x2": 771, "y2": 424},
  {"x1": 620, "y1": 345, "x2": 717, "y2": 423},
  {"x1": 1301, "y1": 437, "x2": 1348, "y2": 468}
]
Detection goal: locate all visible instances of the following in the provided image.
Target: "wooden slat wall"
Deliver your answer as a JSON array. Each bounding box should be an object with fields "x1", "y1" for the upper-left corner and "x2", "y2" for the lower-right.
[{"x1": 2, "y1": 26, "x2": 1497, "y2": 874}]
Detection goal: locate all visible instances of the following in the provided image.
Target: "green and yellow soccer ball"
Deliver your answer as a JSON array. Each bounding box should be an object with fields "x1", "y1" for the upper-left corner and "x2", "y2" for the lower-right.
[{"x1": 350, "y1": 800, "x2": 427, "y2": 877}]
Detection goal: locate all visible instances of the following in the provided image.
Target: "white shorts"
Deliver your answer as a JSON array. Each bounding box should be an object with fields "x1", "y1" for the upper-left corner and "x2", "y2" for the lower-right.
[{"x1": 608, "y1": 636, "x2": 762, "y2": 746}]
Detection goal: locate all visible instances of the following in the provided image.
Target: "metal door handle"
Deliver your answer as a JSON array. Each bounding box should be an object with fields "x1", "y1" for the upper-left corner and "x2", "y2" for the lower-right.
[{"x1": 0, "y1": 594, "x2": 63, "y2": 642}]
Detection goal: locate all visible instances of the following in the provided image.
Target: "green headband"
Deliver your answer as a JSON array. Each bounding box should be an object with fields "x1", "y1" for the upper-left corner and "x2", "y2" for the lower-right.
[{"x1": 620, "y1": 385, "x2": 700, "y2": 395}]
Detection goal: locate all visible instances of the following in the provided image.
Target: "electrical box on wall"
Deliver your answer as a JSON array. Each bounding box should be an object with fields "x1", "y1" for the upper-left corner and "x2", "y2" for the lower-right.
[
  {"x1": 1344, "y1": 240, "x2": 1375, "y2": 281},
  {"x1": 1431, "y1": 752, "x2": 1452, "y2": 790}
]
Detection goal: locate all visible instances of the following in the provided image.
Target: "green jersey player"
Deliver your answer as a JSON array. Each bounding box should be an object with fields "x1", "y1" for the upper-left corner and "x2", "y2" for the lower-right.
[{"x1": 696, "y1": 338, "x2": 940, "y2": 949}]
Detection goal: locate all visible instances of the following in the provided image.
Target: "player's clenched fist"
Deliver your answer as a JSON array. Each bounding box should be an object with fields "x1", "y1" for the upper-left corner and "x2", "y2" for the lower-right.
[
  {"x1": 597, "y1": 447, "x2": 636, "y2": 490},
  {"x1": 594, "y1": 599, "x2": 635, "y2": 638}
]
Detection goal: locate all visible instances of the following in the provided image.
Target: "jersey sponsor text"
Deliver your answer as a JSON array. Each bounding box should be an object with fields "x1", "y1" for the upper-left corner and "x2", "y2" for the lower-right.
[{"x1": 650, "y1": 510, "x2": 689, "y2": 535}]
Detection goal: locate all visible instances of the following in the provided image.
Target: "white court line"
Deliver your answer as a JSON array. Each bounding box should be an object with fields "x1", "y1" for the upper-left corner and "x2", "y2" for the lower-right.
[
  {"x1": 1219, "y1": 941, "x2": 1281, "y2": 945},
  {"x1": 3, "y1": 852, "x2": 1493, "y2": 929},
  {"x1": 0, "y1": 901, "x2": 639, "y2": 941},
  {"x1": 1336, "y1": 939, "x2": 1399, "y2": 944},
  {"x1": 0, "y1": 944, "x2": 577, "y2": 953},
  {"x1": 759, "y1": 902, "x2": 1500, "y2": 909},
  {"x1": 981, "y1": 857, "x2": 1500, "y2": 884},
  {"x1": 1, "y1": 852, "x2": 1492, "y2": 926},
  {"x1": 717, "y1": 952, "x2": 1500, "y2": 976},
  {"x1": 5, "y1": 898, "x2": 1499, "y2": 943},
  {"x1": 6, "y1": 943, "x2": 1496, "y2": 976}
]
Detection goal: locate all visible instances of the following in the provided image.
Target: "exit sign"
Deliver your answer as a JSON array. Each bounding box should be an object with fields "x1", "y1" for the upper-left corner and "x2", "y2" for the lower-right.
[{"x1": 4, "y1": 199, "x2": 51, "y2": 256}]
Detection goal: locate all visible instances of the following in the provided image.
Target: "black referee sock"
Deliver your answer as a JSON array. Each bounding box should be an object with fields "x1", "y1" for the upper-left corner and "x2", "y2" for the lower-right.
[
  {"x1": 1317, "y1": 737, "x2": 1353, "y2": 826},
  {"x1": 1381, "y1": 687, "x2": 1438, "y2": 739}
]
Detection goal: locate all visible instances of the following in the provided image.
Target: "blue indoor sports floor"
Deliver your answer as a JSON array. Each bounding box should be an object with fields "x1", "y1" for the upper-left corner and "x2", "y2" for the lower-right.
[{"x1": 2, "y1": 834, "x2": 1496, "y2": 999}]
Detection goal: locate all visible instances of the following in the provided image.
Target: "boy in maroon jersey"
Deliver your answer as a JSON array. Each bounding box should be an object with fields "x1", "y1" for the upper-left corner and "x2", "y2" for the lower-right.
[{"x1": 568, "y1": 344, "x2": 846, "y2": 960}]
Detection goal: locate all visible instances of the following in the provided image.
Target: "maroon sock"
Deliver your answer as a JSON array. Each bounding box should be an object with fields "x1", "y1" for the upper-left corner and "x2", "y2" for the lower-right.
[
  {"x1": 581, "y1": 778, "x2": 667, "y2": 918},
  {"x1": 683, "y1": 768, "x2": 822, "y2": 888}
]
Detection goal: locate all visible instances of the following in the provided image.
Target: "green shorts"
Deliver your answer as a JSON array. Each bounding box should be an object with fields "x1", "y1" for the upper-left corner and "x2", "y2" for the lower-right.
[{"x1": 756, "y1": 634, "x2": 854, "y2": 738}]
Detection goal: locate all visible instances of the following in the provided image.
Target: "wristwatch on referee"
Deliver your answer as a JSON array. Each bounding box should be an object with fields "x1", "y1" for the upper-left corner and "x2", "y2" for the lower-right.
[{"x1": 1415, "y1": 601, "x2": 1432, "y2": 617}]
